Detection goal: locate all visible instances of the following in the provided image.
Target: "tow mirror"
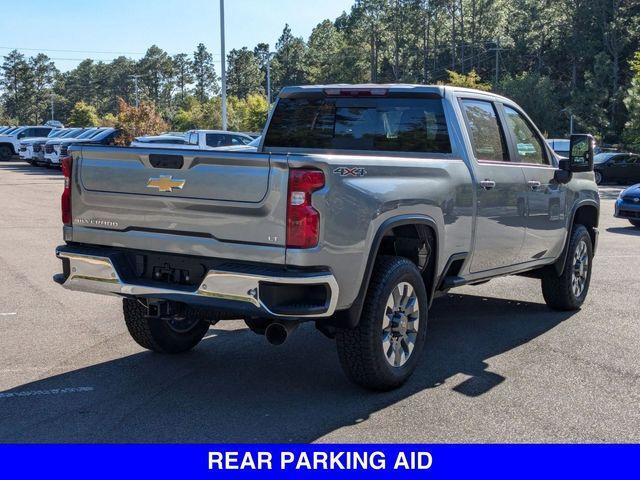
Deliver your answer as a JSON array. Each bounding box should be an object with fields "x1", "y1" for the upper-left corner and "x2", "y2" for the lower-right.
[{"x1": 566, "y1": 134, "x2": 594, "y2": 173}]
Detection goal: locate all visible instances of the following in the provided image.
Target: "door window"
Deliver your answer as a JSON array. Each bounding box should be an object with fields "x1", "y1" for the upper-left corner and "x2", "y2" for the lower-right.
[
  {"x1": 460, "y1": 99, "x2": 508, "y2": 162},
  {"x1": 503, "y1": 106, "x2": 548, "y2": 165},
  {"x1": 206, "y1": 134, "x2": 226, "y2": 147}
]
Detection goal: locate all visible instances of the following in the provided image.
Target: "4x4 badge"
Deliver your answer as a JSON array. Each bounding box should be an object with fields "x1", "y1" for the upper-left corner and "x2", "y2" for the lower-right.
[
  {"x1": 147, "y1": 175, "x2": 186, "y2": 192},
  {"x1": 333, "y1": 167, "x2": 367, "y2": 177}
]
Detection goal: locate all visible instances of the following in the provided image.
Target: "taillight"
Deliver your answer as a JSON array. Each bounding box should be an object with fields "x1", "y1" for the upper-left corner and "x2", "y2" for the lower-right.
[
  {"x1": 61, "y1": 156, "x2": 72, "y2": 226},
  {"x1": 286, "y1": 169, "x2": 325, "y2": 248}
]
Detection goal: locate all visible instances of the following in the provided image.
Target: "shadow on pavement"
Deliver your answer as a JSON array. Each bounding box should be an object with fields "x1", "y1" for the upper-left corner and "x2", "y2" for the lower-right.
[
  {"x1": 0, "y1": 293, "x2": 574, "y2": 443},
  {"x1": 606, "y1": 226, "x2": 640, "y2": 236},
  {"x1": 0, "y1": 161, "x2": 61, "y2": 177}
]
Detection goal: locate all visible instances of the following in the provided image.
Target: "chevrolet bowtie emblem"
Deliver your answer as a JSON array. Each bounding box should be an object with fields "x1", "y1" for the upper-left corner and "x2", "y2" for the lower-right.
[{"x1": 146, "y1": 175, "x2": 186, "y2": 193}]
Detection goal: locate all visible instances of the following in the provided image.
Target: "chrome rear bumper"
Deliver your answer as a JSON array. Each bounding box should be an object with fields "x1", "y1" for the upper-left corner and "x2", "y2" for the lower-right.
[{"x1": 55, "y1": 248, "x2": 339, "y2": 319}]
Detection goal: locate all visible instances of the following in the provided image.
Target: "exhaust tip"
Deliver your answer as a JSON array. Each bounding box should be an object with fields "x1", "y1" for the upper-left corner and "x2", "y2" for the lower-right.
[{"x1": 265, "y1": 323, "x2": 289, "y2": 346}]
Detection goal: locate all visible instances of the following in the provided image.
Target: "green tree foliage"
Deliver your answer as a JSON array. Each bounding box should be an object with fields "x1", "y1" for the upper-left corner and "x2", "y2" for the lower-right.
[
  {"x1": 499, "y1": 73, "x2": 562, "y2": 136},
  {"x1": 192, "y1": 43, "x2": 219, "y2": 103},
  {"x1": 623, "y1": 52, "x2": 640, "y2": 150},
  {"x1": 67, "y1": 101, "x2": 99, "y2": 127},
  {"x1": 227, "y1": 48, "x2": 264, "y2": 98},
  {"x1": 172, "y1": 53, "x2": 194, "y2": 105},
  {"x1": 1, "y1": 50, "x2": 34, "y2": 123},
  {"x1": 138, "y1": 45, "x2": 175, "y2": 113},
  {"x1": 272, "y1": 25, "x2": 308, "y2": 92},
  {"x1": 442, "y1": 69, "x2": 491, "y2": 91},
  {"x1": 1, "y1": 1, "x2": 639, "y2": 141}
]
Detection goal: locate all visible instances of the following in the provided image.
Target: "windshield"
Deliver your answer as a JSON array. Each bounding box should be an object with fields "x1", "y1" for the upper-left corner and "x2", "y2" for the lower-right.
[
  {"x1": 3, "y1": 127, "x2": 19, "y2": 135},
  {"x1": 61, "y1": 129, "x2": 83, "y2": 138},
  {"x1": 594, "y1": 153, "x2": 616, "y2": 164},
  {"x1": 76, "y1": 129, "x2": 100, "y2": 139},
  {"x1": 47, "y1": 130, "x2": 67, "y2": 138}
]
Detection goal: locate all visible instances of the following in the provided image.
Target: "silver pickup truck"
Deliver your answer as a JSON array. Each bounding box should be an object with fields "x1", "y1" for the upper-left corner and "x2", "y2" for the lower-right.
[{"x1": 54, "y1": 85, "x2": 599, "y2": 390}]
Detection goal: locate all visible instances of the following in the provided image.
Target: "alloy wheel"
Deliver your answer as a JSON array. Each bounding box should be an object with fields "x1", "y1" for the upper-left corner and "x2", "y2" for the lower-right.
[{"x1": 381, "y1": 282, "x2": 420, "y2": 368}]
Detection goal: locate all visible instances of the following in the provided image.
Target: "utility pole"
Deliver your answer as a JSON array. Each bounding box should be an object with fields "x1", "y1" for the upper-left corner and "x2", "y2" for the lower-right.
[
  {"x1": 220, "y1": 0, "x2": 228, "y2": 131},
  {"x1": 489, "y1": 39, "x2": 504, "y2": 86},
  {"x1": 129, "y1": 75, "x2": 142, "y2": 107}
]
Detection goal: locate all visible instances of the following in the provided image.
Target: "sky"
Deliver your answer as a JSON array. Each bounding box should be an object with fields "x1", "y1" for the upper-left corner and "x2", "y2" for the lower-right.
[{"x1": 0, "y1": 0, "x2": 354, "y2": 71}]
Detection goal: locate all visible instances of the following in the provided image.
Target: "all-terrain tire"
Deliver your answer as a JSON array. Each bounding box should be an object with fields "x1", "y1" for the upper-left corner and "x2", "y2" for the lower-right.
[
  {"x1": 335, "y1": 256, "x2": 428, "y2": 391},
  {"x1": 123, "y1": 299, "x2": 214, "y2": 354},
  {"x1": 541, "y1": 225, "x2": 593, "y2": 311},
  {"x1": 0, "y1": 145, "x2": 12, "y2": 161}
]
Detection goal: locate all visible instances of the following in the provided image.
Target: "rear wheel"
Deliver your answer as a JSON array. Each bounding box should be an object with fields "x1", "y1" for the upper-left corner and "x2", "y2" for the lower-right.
[
  {"x1": 336, "y1": 256, "x2": 428, "y2": 391},
  {"x1": 123, "y1": 299, "x2": 214, "y2": 354},
  {"x1": 630, "y1": 220, "x2": 640, "y2": 228},
  {"x1": 541, "y1": 225, "x2": 593, "y2": 311}
]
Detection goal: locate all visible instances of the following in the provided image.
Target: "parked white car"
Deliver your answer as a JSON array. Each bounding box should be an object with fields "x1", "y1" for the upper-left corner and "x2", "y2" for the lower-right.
[
  {"x1": 0, "y1": 126, "x2": 55, "y2": 161},
  {"x1": 19, "y1": 129, "x2": 70, "y2": 162},
  {"x1": 130, "y1": 134, "x2": 187, "y2": 148},
  {"x1": 213, "y1": 135, "x2": 261, "y2": 152},
  {"x1": 44, "y1": 128, "x2": 102, "y2": 166}
]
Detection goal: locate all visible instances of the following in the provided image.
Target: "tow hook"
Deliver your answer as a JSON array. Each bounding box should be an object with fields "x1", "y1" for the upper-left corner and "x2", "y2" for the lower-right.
[{"x1": 144, "y1": 300, "x2": 185, "y2": 320}]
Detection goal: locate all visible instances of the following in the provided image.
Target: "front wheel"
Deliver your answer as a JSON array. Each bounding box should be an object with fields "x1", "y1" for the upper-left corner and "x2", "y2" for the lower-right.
[
  {"x1": 541, "y1": 225, "x2": 593, "y2": 311},
  {"x1": 336, "y1": 256, "x2": 428, "y2": 391},
  {"x1": 630, "y1": 220, "x2": 640, "y2": 228},
  {"x1": 123, "y1": 299, "x2": 214, "y2": 354},
  {"x1": 594, "y1": 171, "x2": 603, "y2": 185},
  {"x1": 0, "y1": 145, "x2": 12, "y2": 161}
]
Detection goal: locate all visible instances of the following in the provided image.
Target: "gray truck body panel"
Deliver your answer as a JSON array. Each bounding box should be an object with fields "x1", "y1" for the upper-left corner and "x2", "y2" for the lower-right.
[{"x1": 57, "y1": 85, "x2": 599, "y2": 319}]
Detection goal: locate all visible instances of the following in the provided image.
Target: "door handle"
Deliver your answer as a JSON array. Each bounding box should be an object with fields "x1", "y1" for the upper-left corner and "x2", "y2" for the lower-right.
[
  {"x1": 527, "y1": 180, "x2": 542, "y2": 190},
  {"x1": 480, "y1": 179, "x2": 496, "y2": 190}
]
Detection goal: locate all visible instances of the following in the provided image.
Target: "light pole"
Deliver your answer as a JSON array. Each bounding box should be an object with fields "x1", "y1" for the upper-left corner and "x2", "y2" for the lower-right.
[
  {"x1": 220, "y1": 0, "x2": 228, "y2": 131},
  {"x1": 129, "y1": 75, "x2": 142, "y2": 107},
  {"x1": 50, "y1": 94, "x2": 54, "y2": 121}
]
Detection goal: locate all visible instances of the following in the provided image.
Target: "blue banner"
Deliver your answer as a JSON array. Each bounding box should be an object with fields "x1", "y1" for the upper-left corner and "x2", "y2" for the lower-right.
[{"x1": 0, "y1": 444, "x2": 637, "y2": 479}]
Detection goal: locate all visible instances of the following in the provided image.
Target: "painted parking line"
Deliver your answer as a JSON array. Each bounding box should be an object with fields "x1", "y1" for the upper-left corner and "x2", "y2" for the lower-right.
[
  {"x1": 0, "y1": 312, "x2": 17, "y2": 316},
  {"x1": 0, "y1": 386, "x2": 94, "y2": 399}
]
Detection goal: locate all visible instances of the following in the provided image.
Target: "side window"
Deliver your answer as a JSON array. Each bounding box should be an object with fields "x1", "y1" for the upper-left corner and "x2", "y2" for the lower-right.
[
  {"x1": 611, "y1": 155, "x2": 627, "y2": 165},
  {"x1": 206, "y1": 134, "x2": 225, "y2": 147},
  {"x1": 188, "y1": 132, "x2": 199, "y2": 145},
  {"x1": 36, "y1": 128, "x2": 51, "y2": 137},
  {"x1": 460, "y1": 99, "x2": 508, "y2": 162},
  {"x1": 503, "y1": 106, "x2": 548, "y2": 165},
  {"x1": 231, "y1": 135, "x2": 248, "y2": 145}
]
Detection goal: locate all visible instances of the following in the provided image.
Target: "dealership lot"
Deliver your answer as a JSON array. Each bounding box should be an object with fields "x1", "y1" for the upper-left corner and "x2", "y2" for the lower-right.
[{"x1": 0, "y1": 160, "x2": 638, "y2": 443}]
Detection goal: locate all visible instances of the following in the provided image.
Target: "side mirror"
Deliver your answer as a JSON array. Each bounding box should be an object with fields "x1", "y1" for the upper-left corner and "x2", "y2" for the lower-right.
[{"x1": 566, "y1": 134, "x2": 594, "y2": 173}]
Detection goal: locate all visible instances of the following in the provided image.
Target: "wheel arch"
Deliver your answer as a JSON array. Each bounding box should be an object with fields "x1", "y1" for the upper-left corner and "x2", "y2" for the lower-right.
[
  {"x1": 327, "y1": 215, "x2": 440, "y2": 329},
  {"x1": 0, "y1": 142, "x2": 16, "y2": 155},
  {"x1": 554, "y1": 200, "x2": 599, "y2": 275}
]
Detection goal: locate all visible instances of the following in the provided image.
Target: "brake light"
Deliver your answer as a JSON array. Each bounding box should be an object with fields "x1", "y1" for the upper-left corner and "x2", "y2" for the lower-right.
[
  {"x1": 324, "y1": 88, "x2": 387, "y2": 97},
  {"x1": 286, "y1": 169, "x2": 325, "y2": 248},
  {"x1": 61, "y1": 156, "x2": 72, "y2": 226}
]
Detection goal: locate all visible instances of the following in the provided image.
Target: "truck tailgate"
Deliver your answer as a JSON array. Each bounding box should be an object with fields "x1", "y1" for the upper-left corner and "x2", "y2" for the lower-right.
[{"x1": 71, "y1": 146, "x2": 288, "y2": 258}]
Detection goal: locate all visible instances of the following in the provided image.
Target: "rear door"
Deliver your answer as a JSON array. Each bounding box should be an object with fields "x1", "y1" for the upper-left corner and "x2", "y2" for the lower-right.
[
  {"x1": 460, "y1": 98, "x2": 528, "y2": 273},
  {"x1": 500, "y1": 104, "x2": 566, "y2": 261}
]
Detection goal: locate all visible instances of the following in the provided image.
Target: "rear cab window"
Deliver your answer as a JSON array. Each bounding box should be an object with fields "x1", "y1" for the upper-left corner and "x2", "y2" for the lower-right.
[{"x1": 264, "y1": 95, "x2": 451, "y2": 154}]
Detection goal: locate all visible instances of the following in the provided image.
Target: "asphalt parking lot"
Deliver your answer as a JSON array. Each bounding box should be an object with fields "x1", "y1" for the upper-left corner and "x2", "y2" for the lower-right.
[{"x1": 0, "y1": 160, "x2": 638, "y2": 443}]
